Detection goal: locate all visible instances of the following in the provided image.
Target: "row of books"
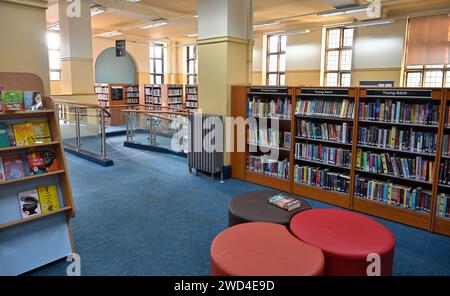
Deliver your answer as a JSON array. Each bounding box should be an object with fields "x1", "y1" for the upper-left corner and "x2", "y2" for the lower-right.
[
  {"x1": 125, "y1": 86, "x2": 139, "y2": 92},
  {"x1": 186, "y1": 102, "x2": 198, "y2": 108},
  {"x1": 297, "y1": 120, "x2": 352, "y2": 144},
  {"x1": 248, "y1": 129, "x2": 290, "y2": 149},
  {"x1": 358, "y1": 126, "x2": 437, "y2": 154},
  {"x1": 356, "y1": 149, "x2": 434, "y2": 182},
  {"x1": 0, "y1": 90, "x2": 43, "y2": 112},
  {"x1": 94, "y1": 84, "x2": 109, "y2": 94},
  {"x1": 0, "y1": 120, "x2": 52, "y2": 147},
  {"x1": 126, "y1": 98, "x2": 139, "y2": 104},
  {"x1": 186, "y1": 87, "x2": 197, "y2": 95},
  {"x1": 293, "y1": 165, "x2": 350, "y2": 194},
  {"x1": 17, "y1": 185, "x2": 60, "y2": 218},
  {"x1": 442, "y1": 135, "x2": 450, "y2": 156},
  {"x1": 168, "y1": 89, "x2": 183, "y2": 96},
  {"x1": 354, "y1": 176, "x2": 431, "y2": 213},
  {"x1": 358, "y1": 101, "x2": 439, "y2": 125},
  {"x1": 294, "y1": 143, "x2": 351, "y2": 168},
  {"x1": 295, "y1": 99, "x2": 355, "y2": 119},
  {"x1": 168, "y1": 98, "x2": 183, "y2": 104},
  {"x1": 187, "y1": 95, "x2": 198, "y2": 101},
  {"x1": 0, "y1": 150, "x2": 58, "y2": 182},
  {"x1": 126, "y1": 92, "x2": 139, "y2": 98},
  {"x1": 248, "y1": 98, "x2": 292, "y2": 120},
  {"x1": 247, "y1": 155, "x2": 289, "y2": 179},
  {"x1": 437, "y1": 193, "x2": 450, "y2": 218},
  {"x1": 438, "y1": 159, "x2": 450, "y2": 185}
]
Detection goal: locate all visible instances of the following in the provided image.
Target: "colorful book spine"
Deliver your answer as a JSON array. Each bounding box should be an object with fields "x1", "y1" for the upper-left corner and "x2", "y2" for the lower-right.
[
  {"x1": 294, "y1": 143, "x2": 351, "y2": 168},
  {"x1": 248, "y1": 97, "x2": 292, "y2": 119},
  {"x1": 296, "y1": 119, "x2": 352, "y2": 144},
  {"x1": 294, "y1": 164, "x2": 350, "y2": 193},
  {"x1": 295, "y1": 99, "x2": 354, "y2": 119},
  {"x1": 247, "y1": 155, "x2": 289, "y2": 179}
]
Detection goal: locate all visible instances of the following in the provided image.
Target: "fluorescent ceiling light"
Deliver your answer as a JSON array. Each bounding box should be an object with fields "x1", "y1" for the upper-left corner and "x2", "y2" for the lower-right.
[
  {"x1": 140, "y1": 19, "x2": 168, "y2": 29},
  {"x1": 91, "y1": 5, "x2": 106, "y2": 16},
  {"x1": 254, "y1": 20, "x2": 280, "y2": 28},
  {"x1": 345, "y1": 19, "x2": 393, "y2": 28},
  {"x1": 98, "y1": 31, "x2": 123, "y2": 38},
  {"x1": 47, "y1": 22, "x2": 60, "y2": 31},
  {"x1": 285, "y1": 29, "x2": 310, "y2": 35},
  {"x1": 187, "y1": 33, "x2": 198, "y2": 37},
  {"x1": 126, "y1": 0, "x2": 141, "y2": 2},
  {"x1": 318, "y1": 5, "x2": 369, "y2": 17},
  {"x1": 192, "y1": 14, "x2": 198, "y2": 18}
]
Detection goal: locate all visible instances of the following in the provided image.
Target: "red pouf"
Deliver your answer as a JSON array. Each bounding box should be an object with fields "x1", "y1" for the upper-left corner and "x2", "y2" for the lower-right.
[
  {"x1": 210, "y1": 222, "x2": 325, "y2": 276},
  {"x1": 290, "y1": 209, "x2": 395, "y2": 276}
]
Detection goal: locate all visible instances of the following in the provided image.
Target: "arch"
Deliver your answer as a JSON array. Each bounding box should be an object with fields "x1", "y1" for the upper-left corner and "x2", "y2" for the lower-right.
[{"x1": 94, "y1": 47, "x2": 137, "y2": 84}]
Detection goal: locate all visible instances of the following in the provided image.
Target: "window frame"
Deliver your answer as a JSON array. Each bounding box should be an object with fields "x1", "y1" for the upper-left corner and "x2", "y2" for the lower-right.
[
  {"x1": 266, "y1": 34, "x2": 286, "y2": 86},
  {"x1": 47, "y1": 31, "x2": 61, "y2": 81},
  {"x1": 186, "y1": 45, "x2": 197, "y2": 85},
  {"x1": 404, "y1": 65, "x2": 450, "y2": 87},
  {"x1": 324, "y1": 27, "x2": 354, "y2": 87},
  {"x1": 150, "y1": 42, "x2": 165, "y2": 85}
]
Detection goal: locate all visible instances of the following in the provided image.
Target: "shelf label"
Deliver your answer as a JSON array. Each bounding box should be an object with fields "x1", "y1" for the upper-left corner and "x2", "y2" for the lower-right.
[
  {"x1": 301, "y1": 88, "x2": 349, "y2": 96},
  {"x1": 249, "y1": 87, "x2": 288, "y2": 94},
  {"x1": 366, "y1": 89, "x2": 432, "y2": 98},
  {"x1": 115, "y1": 40, "x2": 126, "y2": 57}
]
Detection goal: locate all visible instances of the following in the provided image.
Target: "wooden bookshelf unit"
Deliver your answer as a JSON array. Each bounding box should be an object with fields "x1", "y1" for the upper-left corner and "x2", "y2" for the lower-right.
[
  {"x1": 231, "y1": 85, "x2": 449, "y2": 236},
  {"x1": 185, "y1": 85, "x2": 198, "y2": 110},
  {"x1": 0, "y1": 72, "x2": 75, "y2": 275}
]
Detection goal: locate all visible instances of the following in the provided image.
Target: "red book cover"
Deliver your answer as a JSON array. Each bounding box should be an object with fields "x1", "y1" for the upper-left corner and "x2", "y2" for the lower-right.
[{"x1": 2, "y1": 154, "x2": 25, "y2": 180}]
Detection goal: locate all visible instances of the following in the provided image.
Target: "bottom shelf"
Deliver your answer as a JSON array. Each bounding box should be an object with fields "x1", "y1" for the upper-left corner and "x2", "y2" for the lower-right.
[
  {"x1": 433, "y1": 217, "x2": 450, "y2": 236},
  {"x1": 292, "y1": 182, "x2": 351, "y2": 209},
  {"x1": 245, "y1": 171, "x2": 290, "y2": 192},
  {"x1": 353, "y1": 197, "x2": 429, "y2": 230},
  {"x1": 0, "y1": 206, "x2": 72, "y2": 230}
]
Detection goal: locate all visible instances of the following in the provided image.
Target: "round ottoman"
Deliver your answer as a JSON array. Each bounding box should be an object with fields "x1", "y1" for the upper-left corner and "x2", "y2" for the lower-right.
[
  {"x1": 211, "y1": 222, "x2": 325, "y2": 276},
  {"x1": 290, "y1": 209, "x2": 395, "y2": 276},
  {"x1": 228, "y1": 190, "x2": 311, "y2": 227}
]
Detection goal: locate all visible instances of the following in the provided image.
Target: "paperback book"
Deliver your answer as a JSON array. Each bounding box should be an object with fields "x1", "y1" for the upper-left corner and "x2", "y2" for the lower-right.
[
  {"x1": 38, "y1": 184, "x2": 60, "y2": 214},
  {"x1": 2, "y1": 154, "x2": 25, "y2": 180},
  {"x1": 13, "y1": 122, "x2": 35, "y2": 146},
  {"x1": 268, "y1": 194, "x2": 301, "y2": 211},
  {"x1": 27, "y1": 119, "x2": 51, "y2": 143},
  {"x1": 0, "y1": 122, "x2": 10, "y2": 147},
  {"x1": 0, "y1": 156, "x2": 4, "y2": 181},
  {"x1": 2, "y1": 90, "x2": 24, "y2": 112},
  {"x1": 23, "y1": 91, "x2": 43, "y2": 111},
  {"x1": 18, "y1": 189, "x2": 42, "y2": 218},
  {"x1": 27, "y1": 151, "x2": 58, "y2": 175}
]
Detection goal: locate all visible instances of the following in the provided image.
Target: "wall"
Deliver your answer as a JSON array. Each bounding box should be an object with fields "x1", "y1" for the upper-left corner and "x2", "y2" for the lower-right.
[
  {"x1": 251, "y1": 19, "x2": 408, "y2": 87},
  {"x1": 94, "y1": 48, "x2": 137, "y2": 84},
  {"x1": 0, "y1": 1, "x2": 50, "y2": 95}
]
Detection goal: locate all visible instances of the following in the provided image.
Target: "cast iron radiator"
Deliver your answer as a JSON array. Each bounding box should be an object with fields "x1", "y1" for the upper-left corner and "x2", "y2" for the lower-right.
[{"x1": 188, "y1": 112, "x2": 224, "y2": 182}]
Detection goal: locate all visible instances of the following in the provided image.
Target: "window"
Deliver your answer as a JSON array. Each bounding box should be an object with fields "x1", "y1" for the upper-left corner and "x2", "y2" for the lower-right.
[
  {"x1": 186, "y1": 45, "x2": 197, "y2": 85},
  {"x1": 266, "y1": 35, "x2": 286, "y2": 86},
  {"x1": 149, "y1": 43, "x2": 165, "y2": 84},
  {"x1": 324, "y1": 28, "x2": 354, "y2": 87},
  {"x1": 405, "y1": 65, "x2": 450, "y2": 87},
  {"x1": 47, "y1": 32, "x2": 61, "y2": 81}
]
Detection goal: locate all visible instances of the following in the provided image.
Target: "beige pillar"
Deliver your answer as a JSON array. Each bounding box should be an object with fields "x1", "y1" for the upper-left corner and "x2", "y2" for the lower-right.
[
  {"x1": 58, "y1": 0, "x2": 94, "y2": 96},
  {"x1": 0, "y1": 0, "x2": 50, "y2": 95},
  {"x1": 197, "y1": 0, "x2": 253, "y2": 166}
]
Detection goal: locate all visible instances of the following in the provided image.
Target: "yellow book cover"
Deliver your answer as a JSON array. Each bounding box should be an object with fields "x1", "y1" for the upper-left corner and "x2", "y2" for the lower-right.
[
  {"x1": 381, "y1": 154, "x2": 388, "y2": 173},
  {"x1": 390, "y1": 126, "x2": 396, "y2": 148},
  {"x1": 13, "y1": 123, "x2": 35, "y2": 146},
  {"x1": 356, "y1": 149, "x2": 362, "y2": 168},
  {"x1": 38, "y1": 184, "x2": 60, "y2": 213},
  {"x1": 27, "y1": 119, "x2": 51, "y2": 143}
]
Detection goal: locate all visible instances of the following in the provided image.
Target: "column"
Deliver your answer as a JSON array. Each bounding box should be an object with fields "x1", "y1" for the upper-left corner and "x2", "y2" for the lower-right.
[
  {"x1": 58, "y1": 0, "x2": 94, "y2": 95},
  {"x1": 197, "y1": 0, "x2": 253, "y2": 167}
]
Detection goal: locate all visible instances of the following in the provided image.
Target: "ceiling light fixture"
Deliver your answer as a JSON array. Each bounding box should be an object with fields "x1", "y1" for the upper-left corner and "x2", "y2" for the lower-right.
[
  {"x1": 192, "y1": 14, "x2": 198, "y2": 18},
  {"x1": 318, "y1": 5, "x2": 369, "y2": 17},
  {"x1": 98, "y1": 31, "x2": 123, "y2": 38},
  {"x1": 91, "y1": 5, "x2": 107, "y2": 16},
  {"x1": 253, "y1": 20, "x2": 280, "y2": 28},
  {"x1": 345, "y1": 18, "x2": 393, "y2": 28},
  {"x1": 285, "y1": 29, "x2": 310, "y2": 35},
  {"x1": 126, "y1": 0, "x2": 141, "y2": 2},
  {"x1": 140, "y1": 19, "x2": 169, "y2": 29},
  {"x1": 47, "y1": 22, "x2": 60, "y2": 31},
  {"x1": 187, "y1": 33, "x2": 199, "y2": 37}
]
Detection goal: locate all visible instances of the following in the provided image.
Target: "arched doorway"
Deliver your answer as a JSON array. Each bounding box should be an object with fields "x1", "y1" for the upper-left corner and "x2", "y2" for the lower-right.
[{"x1": 95, "y1": 47, "x2": 137, "y2": 84}]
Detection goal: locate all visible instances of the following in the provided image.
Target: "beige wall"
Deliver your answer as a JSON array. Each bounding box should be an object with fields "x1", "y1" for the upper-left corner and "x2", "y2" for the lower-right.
[{"x1": 0, "y1": 1, "x2": 50, "y2": 95}]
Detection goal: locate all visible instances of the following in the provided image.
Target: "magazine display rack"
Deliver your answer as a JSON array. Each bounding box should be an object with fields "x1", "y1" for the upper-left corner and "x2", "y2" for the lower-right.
[{"x1": 0, "y1": 72, "x2": 75, "y2": 275}]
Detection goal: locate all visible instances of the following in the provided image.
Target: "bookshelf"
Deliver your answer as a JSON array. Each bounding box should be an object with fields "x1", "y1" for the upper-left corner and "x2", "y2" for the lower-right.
[
  {"x1": 185, "y1": 85, "x2": 198, "y2": 110},
  {"x1": 0, "y1": 72, "x2": 75, "y2": 275},
  {"x1": 94, "y1": 83, "x2": 109, "y2": 107},
  {"x1": 125, "y1": 84, "x2": 140, "y2": 105},
  {"x1": 144, "y1": 84, "x2": 162, "y2": 110},
  {"x1": 231, "y1": 85, "x2": 449, "y2": 235},
  {"x1": 165, "y1": 84, "x2": 184, "y2": 110}
]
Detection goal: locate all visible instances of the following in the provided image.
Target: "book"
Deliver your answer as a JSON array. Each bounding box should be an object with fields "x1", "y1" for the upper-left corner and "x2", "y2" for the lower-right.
[
  {"x1": 27, "y1": 151, "x2": 58, "y2": 175},
  {"x1": 38, "y1": 184, "x2": 60, "y2": 214},
  {"x1": 13, "y1": 122, "x2": 35, "y2": 146},
  {"x1": 0, "y1": 122, "x2": 10, "y2": 147},
  {"x1": 7, "y1": 125, "x2": 16, "y2": 146},
  {"x1": 284, "y1": 132, "x2": 291, "y2": 149},
  {"x1": 2, "y1": 154, "x2": 25, "y2": 180},
  {"x1": 0, "y1": 156, "x2": 4, "y2": 181},
  {"x1": 23, "y1": 91, "x2": 43, "y2": 111},
  {"x1": 28, "y1": 119, "x2": 51, "y2": 143},
  {"x1": 268, "y1": 194, "x2": 301, "y2": 211},
  {"x1": 18, "y1": 189, "x2": 41, "y2": 218},
  {"x1": 2, "y1": 90, "x2": 24, "y2": 112}
]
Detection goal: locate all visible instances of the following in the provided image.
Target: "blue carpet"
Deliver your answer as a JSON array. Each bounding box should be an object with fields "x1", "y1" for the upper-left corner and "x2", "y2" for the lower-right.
[{"x1": 27, "y1": 136, "x2": 450, "y2": 276}]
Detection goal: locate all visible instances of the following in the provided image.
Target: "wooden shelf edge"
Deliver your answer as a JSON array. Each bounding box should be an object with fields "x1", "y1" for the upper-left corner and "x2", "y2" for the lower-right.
[
  {"x1": 0, "y1": 141, "x2": 60, "y2": 153},
  {"x1": 245, "y1": 171, "x2": 290, "y2": 192},
  {"x1": 0, "y1": 110, "x2": 54, "y2": 119},
  {"x1": 353, "y1": 197, "x2": 430, "y2": 230},
  {"x1": 0, "y1": 206, "x2": 72, "y2": 230},
  {"x1": 0, "y1": 170, "x2": 66, "y2": 186},
  {"x1": 433, "y1": 217, "x2": 450, "y2": 236},
  {"x1": 292, "y1": 182, "x2": 351, "y2": 209}
]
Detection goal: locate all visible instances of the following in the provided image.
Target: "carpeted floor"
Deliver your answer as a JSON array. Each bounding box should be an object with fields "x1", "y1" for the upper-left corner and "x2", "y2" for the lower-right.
[{"x1": 28, "y1": 136, "x2": 450, "y2": 276}]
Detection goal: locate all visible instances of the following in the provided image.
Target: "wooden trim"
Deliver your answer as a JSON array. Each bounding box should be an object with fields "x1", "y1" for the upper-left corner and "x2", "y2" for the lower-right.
[
  {"x1": 433, "y1": 217, "x2": 450, "y2": 236},
  {"x1": 246, "y1": 171, "x2": 290, "y2": 192},
  {"x1": 0, "y1": 141, "x2": 59, "y2": 153},
  {"x1": 292, "y1": 182, "x2": 351, "y2": 209},
  {"x1": 197, "y1": 36, "x2": 250, "y2": 46},
  {"x1": 0, "y1": 207, "x2": 72, "y2": 230},
  {"x1": 0, "y1": 170, "x2": 65, "y2": 187}
]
